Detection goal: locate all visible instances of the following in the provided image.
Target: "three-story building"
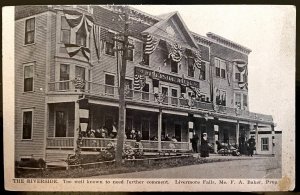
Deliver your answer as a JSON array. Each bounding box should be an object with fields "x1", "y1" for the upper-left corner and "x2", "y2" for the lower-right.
[{"x1": 15, "y1": 5, "x2": 275, "y2": 163}]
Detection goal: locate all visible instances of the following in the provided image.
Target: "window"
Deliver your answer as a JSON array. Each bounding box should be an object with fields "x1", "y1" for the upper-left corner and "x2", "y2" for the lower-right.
[
  {"x1": 187, "y1": 58, "x2": 194, "y2": 77},
  {"x1": 127, "y1": 39, "x2": 134, "y2": 61},
  {"x1": 142, "y1": 83, "x2": 150, "y2": 101},
  {"x1": 61, "y1": 16, "x2": 70, "y2": 44},
  {"x1": 215, "y1": 58, "x2": 226, "y2": 78},
  {"x1": 22, "y1": 111, "x2": 33, "y2": 139},
  {"x1": 75, "y1": 66, "x2": 85, "y2": 80},
  {"x1": 216, "y1": 90, "x2": 226, "y2": 106},
  {"x1": 105, "y1": 74, "x2": 115, "y2": 95},
  {"x1": 76, "y1": 31, "x2": 87, "y2": 47},
  {"x1": 24, "y1": 63, "x2": 34, "y2": 92},
  {"x1": 171, "y1": 89, "x2": 178, "y2": 105},
  {"x1": 162, "y1": 87, "x2": 168, "y2": 104},
  {"x1": 105, "y1": 32, "x2": 115, "y2": 56},
  {"x1": 261, "y1": 137, "x2": 269, "y2": 151},
  {"x1": 59, "y1": 64, "x2": 70, "y2": 90},
  {"x1": 243, "y1": 94, "x2": 248, "y2": 110},
  {"x1": 171, "y1": 60, "x2": 178, "y2": 73},
  {"x1": 235, "y1": 93, "x2": 241, "y2": 109},
  {"x1": 199, "y1": 62, "x2": 206, "y2": 80},
  {"x1": 141, "y1": 119, "x2": 150, "y2": 140},
  {"x1": 235, "y1": 73, "x2": 241, "y2": 81},
  {"x1": 55, "y1": 111, "x2": 67, "y2": 137},
  {"x1": 125, "y1": 79, "x2": 133, "y2": 98},
  {"x1": 25, "y1": 18, "x2": 35, "y2": 44}
]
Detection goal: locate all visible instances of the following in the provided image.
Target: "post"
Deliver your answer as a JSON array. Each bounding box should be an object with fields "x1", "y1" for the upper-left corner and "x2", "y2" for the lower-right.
[
  {"x1": 236, "y1": 120, "x2": 240, "y2": 147},
  {"x1": 214, "y1": 125, "x2": 219, "y2": 153},
  {"x1": 115, "y1": 7, "x2": 130, "y2": 166},
  {"x1": 158, "y1": 109, "x2": 162, "y2": 151},
  {"x1": 255, "y1": 122, "x2": 258, "y2": 154},
  {"x1": 271, "y1": 124, "x2": 275, "y2": 156},
  {"x1": 74, "y1": 101, "x2": 80, "y2": 152}
]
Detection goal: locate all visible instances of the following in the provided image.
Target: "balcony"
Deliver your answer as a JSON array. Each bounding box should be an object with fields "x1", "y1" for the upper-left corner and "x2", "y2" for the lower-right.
[{"x1": 47, "y1": 80, "x2": 273, "y2": 124}]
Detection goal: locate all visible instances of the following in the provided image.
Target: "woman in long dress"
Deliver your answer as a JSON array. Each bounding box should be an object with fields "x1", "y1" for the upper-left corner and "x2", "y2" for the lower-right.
[{"x1": 200, "y1": 133, "x2": 209, "y2": 157}]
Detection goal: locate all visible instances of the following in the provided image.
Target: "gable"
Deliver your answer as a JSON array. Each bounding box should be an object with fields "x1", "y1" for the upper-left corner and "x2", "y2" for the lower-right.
[{"x1": 143, "y1": 12, "x2": 198, "y2": 49}]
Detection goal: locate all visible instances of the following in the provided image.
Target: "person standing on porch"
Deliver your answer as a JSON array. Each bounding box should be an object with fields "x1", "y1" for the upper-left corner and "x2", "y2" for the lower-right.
[
  {"x1": 191, "y1": 134, "x2": 199, "y2": 153},
  {"x1": 247, "y1": 136, "x2": 256, "y2": 157},
  {"x1": 200, "y1": 133, "x2": 209, "y2": 157}
]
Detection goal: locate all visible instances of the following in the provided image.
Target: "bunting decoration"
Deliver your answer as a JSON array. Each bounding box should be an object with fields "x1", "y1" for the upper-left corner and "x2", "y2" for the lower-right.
[
  {"x1": 226, "y1": 62, "x2": 232, "y2": 86},
  {"x1": 166, "y1": 42, "x2": 183, "y2": 62},
  {"x1": 234, "y1": 60, "x2": 248, "y2": 90},
  {"x1": 93, "y1": 24, "x2": 101, "y2": 61},
  {"x1": 193, "y1": 51, "x2": 202, "y2": 70},
  {"x1": 133, "y1": 74, "x2": 146, "y2": 90},
  {"x1": 62, "y1": 10, "x2": 94, "y2": 61},
  {"x1": 188, "y1": 86, "x2": 202, "y2": 98},
  {"x1": 64, "y1": 44, "x2": 91, "y2": 61},
  {"x1": 143, "y1": 33, "x2": 160, "y2": 55}
]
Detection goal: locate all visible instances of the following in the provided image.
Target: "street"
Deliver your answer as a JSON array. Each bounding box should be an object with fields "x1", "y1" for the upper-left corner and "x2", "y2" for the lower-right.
[{"x1": 93, "y1": 156, "x2": 281, "y2": 179}]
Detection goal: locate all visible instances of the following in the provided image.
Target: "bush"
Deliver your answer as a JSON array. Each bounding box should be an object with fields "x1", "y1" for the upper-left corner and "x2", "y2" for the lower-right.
[{"x1": 17, "y1": 158, "x2": 46, "y2": 168}]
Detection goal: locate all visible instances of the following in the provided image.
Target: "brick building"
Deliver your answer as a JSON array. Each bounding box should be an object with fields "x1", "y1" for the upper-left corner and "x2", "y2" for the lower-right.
[{"x1": 14, "y1": 5, "x2": 276, "y2": 163}]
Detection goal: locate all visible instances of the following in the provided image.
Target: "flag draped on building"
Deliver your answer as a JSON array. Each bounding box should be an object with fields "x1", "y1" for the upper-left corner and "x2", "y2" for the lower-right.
[
  {"x1": 193, "y1": 50, "x2": 202, "y2": 70},
  {"x1": 234, "y1": 60, "x2": 248, "y2": 89},
  {"x1": 133, "y1": 74, "x2": 146, "y2": 90},
  {"x1": 188, "y1": 86, "x2": 202, "y2": 98},
  {"x1": 143, "y1": 33, "x2": 160, "y2": 55},
  {"x1": 93, "y1": 24, "x2": 101, "y2": 61},
  {"x1": 62, "y1": 10, "x2": 94, "y2": 61},
  {"x1": 166, "y1": 42, "x2": 183, "y2": 62},
  {"x1": 226, "y1": 62, "x2": 232, "y2": 86},
  {"x1": 78, "y1": 98, "x2": 89, "y2": 132}
]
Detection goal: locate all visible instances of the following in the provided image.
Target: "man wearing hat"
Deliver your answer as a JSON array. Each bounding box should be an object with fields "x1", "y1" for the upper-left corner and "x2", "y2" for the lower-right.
[{"x1": 247, "y1": 136, "x2": 256, "y2": 157}]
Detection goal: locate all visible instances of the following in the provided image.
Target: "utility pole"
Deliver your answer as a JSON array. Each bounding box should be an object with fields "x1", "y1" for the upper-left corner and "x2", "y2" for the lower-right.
[{"x1": 114, "y1": 6, "x2": 131, "y2": 167}]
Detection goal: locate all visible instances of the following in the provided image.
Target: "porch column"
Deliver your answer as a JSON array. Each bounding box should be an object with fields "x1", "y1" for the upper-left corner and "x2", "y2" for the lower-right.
[
  {"x1": 214, "y1": 125, "x2": 219, "y2": 153},
  {"x1": 271, "y1": 124, "x2": 275, "y2": 156},
  {"x1": 236, "y1": 121, "x2": 240, "y2": 147},
  {"x1": 158, "y1": 109, "x2": 162, "y2": 151},
  {"x1": 74, "y1": 101, "x2": 80, "y2": 152},
  {"x1": 255, "y1": 122, "x2": 259, "y2": 154}
]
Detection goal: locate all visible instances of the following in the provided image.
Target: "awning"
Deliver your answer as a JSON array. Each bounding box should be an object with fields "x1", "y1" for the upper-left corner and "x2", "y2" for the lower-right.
[
  {"x1": 162, "y1": 110, "x2": 188, "y2": 116},
  {"x1": 194, "y1": 114, "x2": 214, "y2": 120}
]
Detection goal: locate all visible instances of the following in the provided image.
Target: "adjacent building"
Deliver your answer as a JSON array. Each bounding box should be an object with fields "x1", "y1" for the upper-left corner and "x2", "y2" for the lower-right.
[{"x1": 15, "y1": 5, "x2": 276, "y2": 162}]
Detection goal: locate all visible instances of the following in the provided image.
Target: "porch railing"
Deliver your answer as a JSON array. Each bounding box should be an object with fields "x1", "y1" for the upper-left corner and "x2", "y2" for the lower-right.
[
  {"x1": 80, "y1": 138, "x2": 190, "y2": 151},
  {"x1": 48, "y1": 80, "x2": 273, "y2": 123},
  {"x1": 46, "y1": 137, "x2": 74, "y2": 149}
]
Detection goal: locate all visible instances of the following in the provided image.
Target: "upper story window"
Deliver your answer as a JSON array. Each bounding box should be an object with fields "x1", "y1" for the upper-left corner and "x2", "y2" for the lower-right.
[
  {"x1": 215, "y1": 58, "x2": 226, "y2": 79},
  {"x1": 105, "y1": 74, "x2": 115, "y2": 95},
  {"x1": 171, "y1": 60, "x2": 178, "y2": 73},
  {"x1": 24, "y1": 63, "x2": 34, "y2": 92},
  {"x1": 235, "y1": 93, "x2": 241, "y2": 109},
  {"x1": 59, "y1": 64, "x2": 70, "y2": 90},
  {"x1": 22, "y1": 110, "x2": 33, "y2": 140},
  {"x1": 61, "y1": 16, "x2": 70, "y2": 44},
  {"x1": 76, "y1": 31, "x2": 87, "y2": 47},
  {"x1": 25, "y1": 18, "x2": 35, "y2": 44},
  {"x1": 75, "y1": 66, "x2": 85, "y2": 80},
  {"x1": 105, "y1": 32, "x2": 115, "y2": 56},
  {"x1": 199, "y1": 62, "x2": 206, "y2": 80},
  {"x1": 216, "y1": 89, "x2": 226, "y2": 106},
  {"x1": 243, "y1": 94, "x2": 248, "y2": 109},
  {"x1": 127, "y1": 39, "x2": 134, "y2": 61},
  {"x1": 187, "y1": 58, "x2": 194, "y2": 77}
]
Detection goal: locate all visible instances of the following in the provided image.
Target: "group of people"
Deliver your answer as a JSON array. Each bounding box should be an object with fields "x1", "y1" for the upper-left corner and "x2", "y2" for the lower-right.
[{"x1": 86, "y1": 124, "x2": 118, "y2": 139}]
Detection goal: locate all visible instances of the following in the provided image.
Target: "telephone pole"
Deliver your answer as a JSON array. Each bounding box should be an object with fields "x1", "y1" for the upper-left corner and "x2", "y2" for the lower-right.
[{"x1": 115, "y1": 6, "x2": 131, "y2": 167}]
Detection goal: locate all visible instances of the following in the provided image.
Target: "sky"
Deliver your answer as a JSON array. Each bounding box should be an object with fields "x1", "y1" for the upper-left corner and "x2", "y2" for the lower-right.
[{"x1": 131, "y1": 5, "x2": 295, "y2": 132}]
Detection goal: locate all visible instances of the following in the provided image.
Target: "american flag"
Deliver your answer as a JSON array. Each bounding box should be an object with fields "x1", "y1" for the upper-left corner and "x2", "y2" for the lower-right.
[
  {"x1": 133, "y1": 74, "x2": 146, "y2": 90},
  {"x1": 93, "y1": 24, "x2": 101, "y2": 61},
  {"x1": 143, "y1": 34, "x2": 159, "y2": 55}
]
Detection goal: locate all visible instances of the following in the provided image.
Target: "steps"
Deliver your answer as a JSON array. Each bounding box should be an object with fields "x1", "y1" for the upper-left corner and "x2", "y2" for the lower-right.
[{"x1": 45, "y1": 150, "x2": 74, "y2": 168}]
